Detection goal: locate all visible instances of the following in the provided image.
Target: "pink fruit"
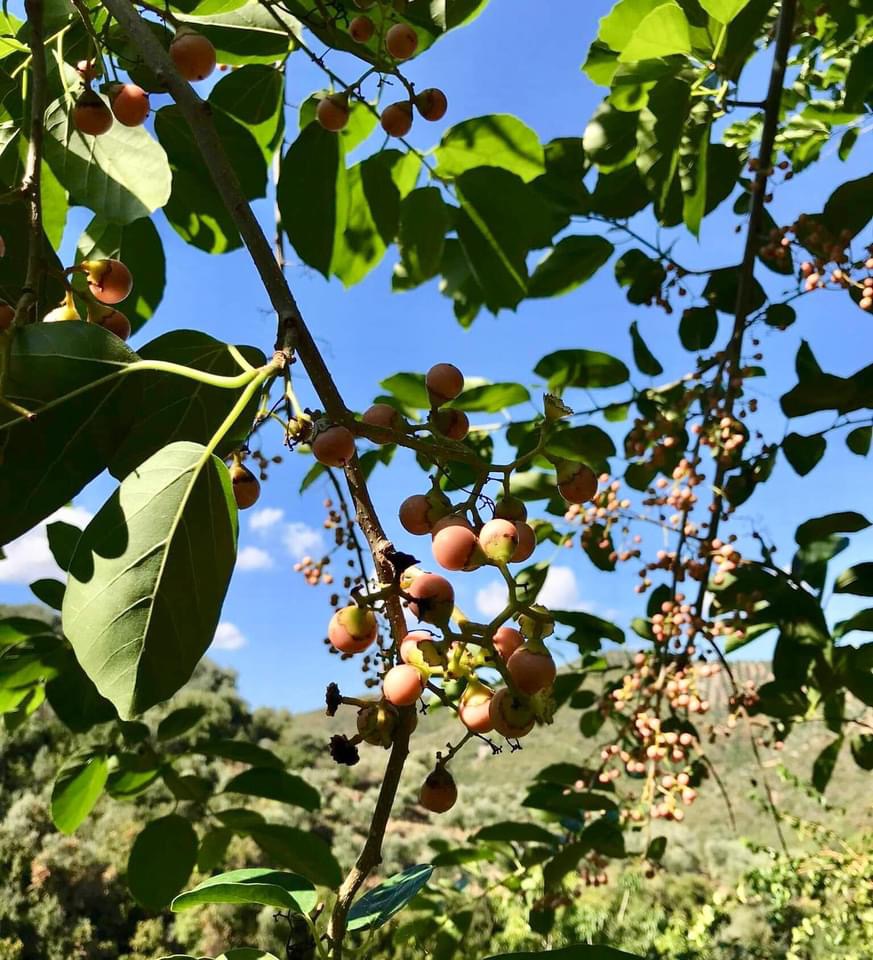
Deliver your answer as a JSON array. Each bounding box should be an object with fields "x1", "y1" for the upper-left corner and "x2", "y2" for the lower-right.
[
  {"x1": 494, "y1": 496, "x2": 527, "y2": 522},
  {"x1": 82, "y1": 259, "x2": 133, "y2": 304},
  {"x1": 492, "y1": 626, "x2": 523, "y2": 661},
  {"x1": 407, "y1": 572, "x2": 454, "y2": 624},
  {"x1": 399, "y1": 630, "x2": 443, "y2": 667},
  {"x1": 458, "y1": 682, "x2": 494, "y2": 733},
  {"x1": 349, "y1": 14, "x2": 375, "y2": 42},
  {"x1": 385, "y1": 22, "x2": 418, "y2": 60},
  {"x1": 419, "y1": 766, "x2": 457, "y2": 813},
  {"x1": 432, "y1": 523, "x2": 482, "y2": 572},
  {"x1": 479, "y1": 518, "x2": 519, "y2": 565},
  {"x1": 316, "y1": 94, "x2": 350, "y2": 132},
  {"x1": 73, "y1": 91, "x2": 113, "y2": 136},
  {"x1": 362, "y1": 403, "x2": 403, "y2": 433},
  {"x1": 399, "y1": 493, "x2": 449, "y2": 535},
  {"x1": 170, "y1": 29, "x2": 217, "y2": 81},
  {"x1": 507, "y1": 645, "x2": 556, "y2": 694},
  {"x1": 511, "y1": 521, "x2": 536, "y2": 563},
  {"x1": 415, "y1": 87, "x2": 448, "y2": 121},
  {"x1": 328, "y1": 605, "x2": 378, "y2": 654},
  {"x1": 425, "y1": 362, "x2": 464, "y2": 406},
  {"x1": 110, "y1": 83, "x2": 150, "y2": 127},
  {"x1": 489, "y1": 688, "x2": 535, "y2": 739},
  {"x1": 433, "y1": 408, "x2": 469, "y2": 440},
  {"x1": 557, "y1": 463, "x2": 598, "y2": 504},
  {"x1": 383, "y1": 663, "x2": 426, "y2": 706},
  {"x1": 312, "y1": 424, "x2": 356, "y2": 467},
  {"x1": 381, "y1": 101, "x2": 413, "y2": 138}
]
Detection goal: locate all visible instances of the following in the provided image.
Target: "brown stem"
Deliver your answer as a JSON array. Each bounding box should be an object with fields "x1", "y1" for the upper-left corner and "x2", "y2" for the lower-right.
[
  {"x1": 692, "y1": 0, "x2": 798, "y2": 669},
  {"x1": 99, "y1": 2, "x2": 410, "y2": 953},
  {"x1": 14, "y1": 0, "x2": 48, "y2": 327}
]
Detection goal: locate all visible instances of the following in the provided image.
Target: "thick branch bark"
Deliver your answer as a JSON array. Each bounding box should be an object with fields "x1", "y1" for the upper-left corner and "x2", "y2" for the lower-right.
[
  {"x1": 100, "y1": 3, "x2": 411, "y2": 954},
  {"x1": 15, "y1": 0, "x2": 47, "y2": 326}
]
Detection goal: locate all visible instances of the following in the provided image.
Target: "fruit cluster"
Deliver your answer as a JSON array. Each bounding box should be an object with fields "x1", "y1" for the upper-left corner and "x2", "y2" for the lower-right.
[
  {"x1": 41, "y1": 258, "x2": 135, "y2": 341},
  {"x1": 321, "y1": 362, "x2": 601, "y2": 814}
]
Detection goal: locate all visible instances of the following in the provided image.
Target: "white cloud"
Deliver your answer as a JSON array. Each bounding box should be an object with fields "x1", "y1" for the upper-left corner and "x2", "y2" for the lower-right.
[
  {"x1": 475, "y1": 580, "x2": 508, "y2": 619},
  {"x1": 475, "y1": 565, "x2": 587, "y2": 620},
  {"x1": 0, "y1": 506, "x2": 93, "y2": 585},
  {"x1": 250, "y1": 507, "x2": 284, "y2": 532},
  {"x1": 539, "y1": 566, "x2": 585, "y2": 611},
  {"x1": 237, "y1": 546, "x2": 274, "y2": 571},
  {"x1": 283, "y1": 521, "x2": 325, "y2": 560},
  {"x1": 212, "y1": 622, "x2": 247, "y2": 651}
]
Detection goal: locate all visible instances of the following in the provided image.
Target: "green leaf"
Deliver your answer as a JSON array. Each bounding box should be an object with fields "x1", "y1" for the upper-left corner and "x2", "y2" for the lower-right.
[
  {"x1": 45, "y1": 651, "x2": 117, "y2": 732},
  {"x1": 51, "y1": 752, "x2": 109, "y2": 834},
  {"x1": 196, "y1": 827, "x2": 234, "y2": 874},
  {"x1": 455, "y1": 167, "x2": 556, "y2": 311},
  {"x1": 250, "y1": 824, "x2": 342, "y2": 888},
  {"x1": 583, "y1": 102, "x2": 640, "y2": 171},
  {"x1": 630, "y1": 321, "x2": 663, "y2": 375},
  {"x1": 619, "y1": 2, "x2": 692, "y2": 62},
  {"x1": 158, "y1": 705, "x2": 208, "y2": 740},
  {"x1": 211, "y1": 64, "x2": 285, "y2": 162},
  {"x1": 614, "y1": 249, "x2": 665, "y2": 304},
  {"x1": 851, "y1": 734, "x2": 873, "y2": 771},
  {"x1": 822, "y1": 172, "x2": 873, "y2": 240},
  {"x1": 278, "y1": 122, "x2": 348, "y2": 277},
  {"x1": 128, "y1": 814, "x2": 198, "y2": 911},
  {"x1": 43, "y1": 99, "x2": 171, "y2": 223},
  {"x1": 812, "y1": 737, "x2": 843, "y2": 793},
  {"x1": 347, "y1": 864, "x2": 433, "y2": 932},
  {"x1": 523, "y1": 782, "x2": 617, "y2": 816},
  {"x1": 535, "y1": 349, "x2": 630, "y2": 392},
  {"x1": 551, "y1": 609, "x2": 625, "y2": 647},
  {"x1": 598, "y1": 0, "x2": 671, "y2": 51},
  {"x1": 156, "y1": 103, "x2": 265, "y2": 254},
  {"x1": 0, "y1": 323, "x2": 137, "y2": 545},
  {"x1": 847, "y1": 426, "x2": 872, "y2": 456},
  {"x1": 796, "y1": 512, "x2": 870, "y2": 546},
  {"x1": 636, "y1": 77, "x2": 691, "y2": 209},
  {"x1": 528, "y1": 236, "x2": 614, "y2": 299},
  {"x1": 472, "y1": 822, "x2": 560, "y2": 845},
  {"x1": 108, "y1": 331, "x2": 266, "y2": 479},
  {"x1": 835, "y1": 563, "x2": 873, "y2": 597},
  {"x1": 452, "y1": 383, "x2": 530, "y2": 412},
  {"x1": 646, "y1": 836, "x2": 668, "y2": 861},
  {"x1": 30, "y1": 578, "x2": 64, "y2": 610},
  {"x1": 704, "y1": 266, "x2": 765, "y2": 313},
  {"x1": 679, "y1": 305, "x2": 718, "y2": 350},
  {"x1": 172, "y1": 868, "x2": 317, "y2": 915},
  {"x1": 434, "y1": 114, "x2": 545, "y2": 182},
  {"x1": 380, "y1": 372, "x2": 429, "y2": 409},
  {"x1": 63, "y1": 442, "x2": 238, "y2": 719},
  {"x1": 765, "y1": 303, "x2": 796, "y2": 329},
  {"x1": 698, "y1": 0, "x2": 750, "y2": 22},
  {"x1": 223, "y1": 767, "x2": 320, "y2": 811},
  {"x1": 545, "y1": 426, "x2": 616, "y2": 470},
  {"x1": 75, "y1": 216, "x2": 166, "y2": 335},
  {"x1": 397, "y1": 187, "x2": 450, "y2": 285},
  {"x1": 194, "y1": 738, "x2": 284, "y2": 769},
  {"x1": 782, "y1": 433, "x2": 826, "y2": 476}
]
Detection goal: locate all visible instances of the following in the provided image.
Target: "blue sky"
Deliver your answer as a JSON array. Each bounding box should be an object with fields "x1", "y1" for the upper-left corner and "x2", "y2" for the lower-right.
[{"x1": 2, "y1": 0, "x2": 872, "y2": 712}]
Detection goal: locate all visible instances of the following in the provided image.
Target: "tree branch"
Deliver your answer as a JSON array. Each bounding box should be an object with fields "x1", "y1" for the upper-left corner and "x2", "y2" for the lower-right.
[
  {"x1": 693, "y1": 0, "x2": 798, "y2": 647},
  {"x1": 101, "y1": 3, "x2": 412, "y2": 953},
  {"x1": 15, "y1": 0, "x2": 48, "y2": 326}
]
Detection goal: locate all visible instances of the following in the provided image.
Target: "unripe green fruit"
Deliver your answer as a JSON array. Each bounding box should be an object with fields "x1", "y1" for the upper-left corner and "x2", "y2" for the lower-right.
[
  {"x1": 507, "y1": 645, "x2": 556, "y2": 694},
  {"x1": 380, "y1": 101, "x2": 413, "y2": 138},
  {"x1": 432, "y1": 523, "x2": 483, "y2": 571},
  {"x1": 557, "y1": 462, "x2": 598, "y2": 504},
  {"x1": 312, "y1": 424, "x2": 356, "y2": 466},
  {"x1": 229, "y1": 463, "x2": 260, "y2": 509},
  {"x1": 433, "y1": 408, "x2": 469, "y2": 440},
  {"x1": 479, "y1": 518, "x2": 519, "y2": 564},
  {"x1": 82, "y1": 258, "x2": 133, "y2": 305},
  {"x1": 489, "y1": 688, "x2": 535, "y2": 738},
  {"x1": 492, "y1": 625, "x2": 523, "y2": 661},
  {"x1": 400, "y1": 630, "x2": 444, "y2": 668},
  {"x1": 356, "y1": 700, "x2": 397, "y2": 747},
  {"x1": 516, "y1": 606, "x2": 554, "y2": 642},
  {"x1": 494, "y1": 496, "x2": 527, "y2": 522},
  {"x1": 407, "y1": 572, "x2": 454, "y2": 624},
  {"x1": 73, "y1": 90, "x2": 113, "y2": 136},
  {"x1": 328, "y1": 605, "x2": 378, "y2": 654},
  {"x1": 511, "y1": 521, "x2": 536, "y2": 563},
  {"x1": 419, "y1": 765, "x2": 457, "y2": 813},
  {"x1": 317, "y1": 93, "x2": 350, "y2": 132},
  {"x1": 415, "y1": 87, "x2": 448, "y2": 122},
  {"x1": 170, "y1": 28, "x2": 217, "y2": 81},
  {"x1": 425, "y1": 362, "x2": 464, "y2": 406},
  {"x1": 458, "y1": 680, "x2": 493, "y2": 733},
  {"x1": 385, "y1": 22, "x2": 418, "y2": 60},
  {"x1": 382, "y1": 663, "x2": 426, "y2": 706}
]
